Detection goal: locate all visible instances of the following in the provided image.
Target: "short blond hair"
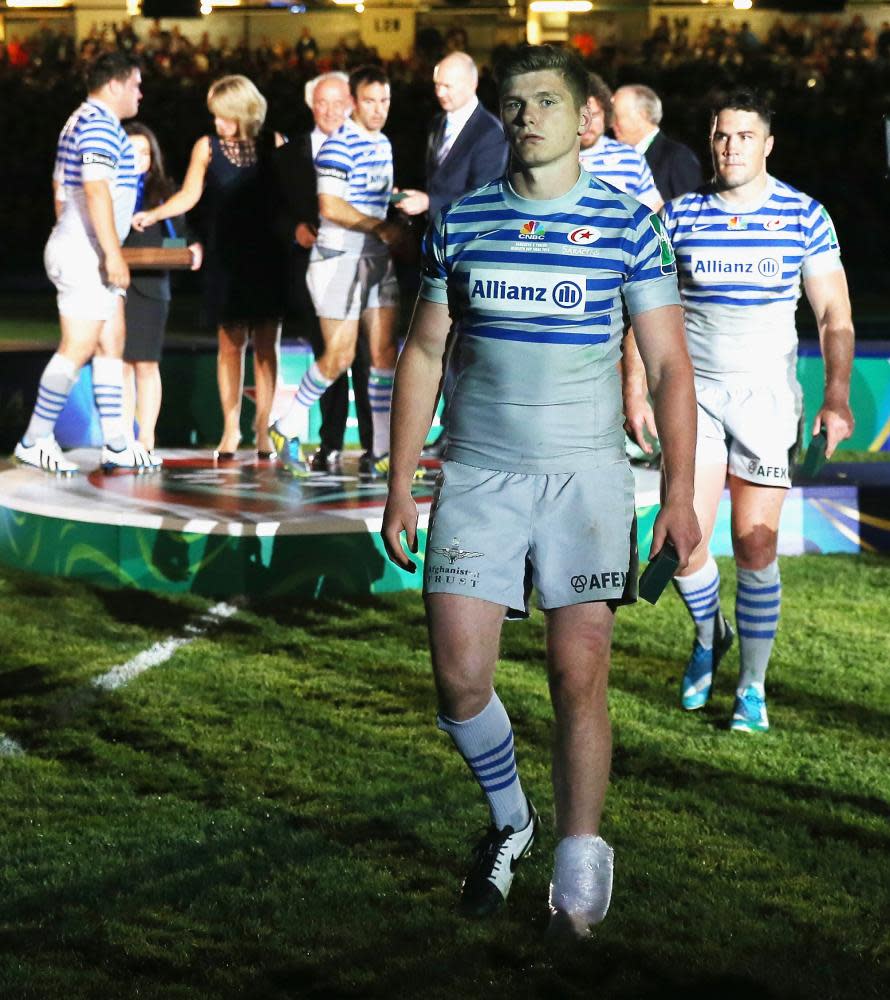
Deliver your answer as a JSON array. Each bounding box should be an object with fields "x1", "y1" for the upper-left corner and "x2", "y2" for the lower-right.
[{"x1": 207, "y1": 75, "x2": 267, "y2": 139}]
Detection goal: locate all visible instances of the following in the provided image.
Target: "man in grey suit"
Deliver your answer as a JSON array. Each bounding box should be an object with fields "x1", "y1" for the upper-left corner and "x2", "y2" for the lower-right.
[
  {"x1": 396, "y1": 51, "x2": 509, "y2": 455},
  {"x1": 612, "y1": 84, "x2": 703, "y2": 203}
]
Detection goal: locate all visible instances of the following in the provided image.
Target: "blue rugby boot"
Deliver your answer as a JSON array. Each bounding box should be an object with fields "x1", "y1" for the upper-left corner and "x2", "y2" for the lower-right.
[
  {"x1": 731, "y1": 684, "x2": 770, "y2": 733},
  {"x1": 681, "y1": 612, "x2": 734, "y2": 711}
]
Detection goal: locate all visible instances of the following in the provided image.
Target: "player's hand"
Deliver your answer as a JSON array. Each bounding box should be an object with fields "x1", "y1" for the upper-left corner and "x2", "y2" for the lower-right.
[
  {"x1": 395, "y1": 189, "x2": 430, "y2": 217},
  {"x1": 295, "y1": 222, "x2": 317, "y2": 249},
  {"x1": 188, "y1": 242, "x2": 204, "y2": 271},
  {"x1": 375, "y1": 220, "x2": 405, "y2": 247},
  {"x1": 623, "y1": 391, "x2": 658, "y2": 454},
  {"x1": 105, "y1": 249, "x2": 130, "y2": 290},
  {"x1": 131, "y1": 210, "x2": 154, "y2": 233},
  {"x1": 813, "y1": 399, "x2": 854, "y2": 460},
  {"x1": 381, "y1": 491, "x2": 419, "y2": 573},
  {"x1": 650, "y1": 498, "x2": 700, "y2": 573}
]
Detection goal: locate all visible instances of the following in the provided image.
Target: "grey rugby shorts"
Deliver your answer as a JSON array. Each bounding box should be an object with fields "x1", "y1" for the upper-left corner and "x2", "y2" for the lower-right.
[
  {"x1": 307, "y1": 248, "x2": 399, "y2": 321},
  {"x1": 695, "y1": 376, "x2": 803, "y2": 488},
  {"x1": 423, "y1": 460, "x2": 638, "y2": 618}
]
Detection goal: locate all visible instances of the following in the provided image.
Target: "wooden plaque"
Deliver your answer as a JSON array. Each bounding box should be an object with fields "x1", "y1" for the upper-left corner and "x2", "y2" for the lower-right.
[{"x1": 122, "y1": 246, "x2": 193, "y2": 270}]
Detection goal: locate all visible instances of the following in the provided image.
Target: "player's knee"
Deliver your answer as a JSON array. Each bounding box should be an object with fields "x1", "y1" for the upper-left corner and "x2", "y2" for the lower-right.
[
  {"x1": 433, "y1": 665, "x2": 491, "y2": 720},
  {"x1": 733, "y1": 526, "x2": 778, "y2": 569}
]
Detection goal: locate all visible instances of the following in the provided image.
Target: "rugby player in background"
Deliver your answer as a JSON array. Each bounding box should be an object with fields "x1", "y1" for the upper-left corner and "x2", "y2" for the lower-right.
[
  {"x1": 270, "y1": 65, "x2": 403, "y2": 479},
  {"x1": 382, "y1": 45, "x2": 699, "y2": 938},
  {"x1": 16, "y1": 51, "x2": 158, "y2": 474},
  {"x1": 624, "y1": 88, "x2": 855, "y2": 733}
]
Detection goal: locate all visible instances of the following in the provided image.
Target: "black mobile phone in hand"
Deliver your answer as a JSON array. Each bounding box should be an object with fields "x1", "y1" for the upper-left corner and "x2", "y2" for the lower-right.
[
  {"x1": 799, "y1": 428, "x2": 828, "y2": 479},
  {"x1": 638, "y1": 541, "x2": 680, "y2": 605}
]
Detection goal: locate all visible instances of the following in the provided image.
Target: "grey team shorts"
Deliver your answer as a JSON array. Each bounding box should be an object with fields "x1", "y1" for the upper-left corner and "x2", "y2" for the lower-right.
[
  {"x1": 307, "y1": 248, "x2": 399, "y2": 321},
  {"x1": 695, "y1": 377, "x2": 803, "y2": 489},
  {"x1": 423, "y1": 460, "x2": 638, "y2": 618}
]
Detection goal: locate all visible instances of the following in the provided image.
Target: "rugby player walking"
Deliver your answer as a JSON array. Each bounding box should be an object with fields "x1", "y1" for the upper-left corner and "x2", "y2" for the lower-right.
[
  {"x1": 16, "y1": 52, "x2": 157, "y2": 474},
  {"x1": 382, "y1": 46, "x2": 699, "y2": 937},
  {"x1": 624, "y1": 89, "x2": 855, "y2": 732}
]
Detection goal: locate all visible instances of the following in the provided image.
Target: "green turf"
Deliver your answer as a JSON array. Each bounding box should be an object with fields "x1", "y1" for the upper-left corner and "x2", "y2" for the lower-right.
[{"x1": 0, "y1": 555, "x2": 887, "y2": 998}]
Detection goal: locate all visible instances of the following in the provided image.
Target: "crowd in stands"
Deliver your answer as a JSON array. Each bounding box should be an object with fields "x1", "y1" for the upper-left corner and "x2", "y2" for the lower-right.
[{"x1": 2, "y1": 14, "x2": 889, "y2": 283}]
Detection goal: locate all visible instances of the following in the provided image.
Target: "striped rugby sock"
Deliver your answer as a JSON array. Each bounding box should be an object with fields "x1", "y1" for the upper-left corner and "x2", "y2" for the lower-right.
[
  {"x1": 276, "y1": 362, "x2": 333, "y2": 439},
  {"x1": 24, "y1": 353, "x2": 78, "y2": 445},
  {"x1": 368, "y1": 366, "x2": 394, "y2": 457},
  {"x1": 674, "y1": 555, "x2": 721, "y2": 649},
  {"x1": 92, "y1": 357, "x2": 127, "y2": 450},
  {"x1": 736, "y1": 562, "x2": 781, "y2": 690},
  {"x1": 438, "y1": 692, "x2": 529, "y2": 831}
]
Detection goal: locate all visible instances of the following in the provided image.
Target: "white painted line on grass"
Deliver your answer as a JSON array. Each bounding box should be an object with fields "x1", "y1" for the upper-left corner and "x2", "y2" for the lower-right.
[
  {"x1": 0, "y1": 734, "x2": 25, "y2": 757},
  {"x1": 92, "y1": 601, "x2": 240, "y2": 692}
]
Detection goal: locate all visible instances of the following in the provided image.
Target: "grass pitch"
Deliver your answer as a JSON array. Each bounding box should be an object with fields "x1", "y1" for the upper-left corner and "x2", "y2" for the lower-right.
[{"x1": 0, "y1": 555, "x2": 888, "y2": 999}]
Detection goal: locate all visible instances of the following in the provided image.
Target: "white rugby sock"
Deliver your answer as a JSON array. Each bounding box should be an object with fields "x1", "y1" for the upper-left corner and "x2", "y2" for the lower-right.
[
  {"x1": 437, "y1": 692, "x2": 529, "y2": 832},
  {"x1": 674, "y1": 556, "x2": 721, "y2": 649},
  {"x1": 276, "y1": 362, "x2": 332, "y2": 439},
  {"x1": 24, "y1": 353, "x2": 78, "y2": 444},
  {"x1": 92, "y1": 356, "x2": 128, "y2": 450},
  {"x1": 368, "y1": 366, "x2": 394, "y2": 457},
  {"x1": 736, "y1": 562, "x2": 781, "y2": 690}
]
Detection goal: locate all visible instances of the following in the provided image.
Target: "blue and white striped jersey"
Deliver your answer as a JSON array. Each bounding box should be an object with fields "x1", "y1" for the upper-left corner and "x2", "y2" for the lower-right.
[
  {"x1": 315, "y1": 117, "x2": 393, "y2": 256},
  {"x1": 663, "y1": 176, "x2": 843, "y2": 380},
  {"x1": 52, "y1": 99, "x2": 137, "y2": 243},
  {"x1": 579, "y1": 136, "x2": 661, "y2": 210},
  {"x1": 420, "y1": 169, "x2": 680, "y2": 473}
]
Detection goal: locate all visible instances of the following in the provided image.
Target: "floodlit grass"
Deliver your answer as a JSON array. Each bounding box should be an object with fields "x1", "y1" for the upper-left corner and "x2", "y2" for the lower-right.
[{"x1": 0, "y1": 556, "x2": 888, "y2": 999}]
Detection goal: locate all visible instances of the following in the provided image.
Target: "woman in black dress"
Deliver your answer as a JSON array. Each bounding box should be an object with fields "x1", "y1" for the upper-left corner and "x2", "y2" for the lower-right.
[
  {"x1": 132, "y1": 75, "x2": 286, "y2": 458},
  {"x1": 123, "y1": 122, "x2": 201, "y2": 459}
]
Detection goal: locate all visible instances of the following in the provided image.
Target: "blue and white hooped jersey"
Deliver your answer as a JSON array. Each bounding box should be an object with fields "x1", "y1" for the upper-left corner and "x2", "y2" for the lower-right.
[
  {"x1": 663, "y1": 175, "x2": 843, "y2": 381},
  {"x1": 52, "y1": 99, "x2": 137, "y2": 243},
  {"x1": 420, "y1": 169, "x2": 680, "y2": 473},
  {"x1": 579, "y1": 136, "x2": 661, "y2": 210},
  {"x1": 315, "y1": 117, "x2": 393, "y2": 256}
]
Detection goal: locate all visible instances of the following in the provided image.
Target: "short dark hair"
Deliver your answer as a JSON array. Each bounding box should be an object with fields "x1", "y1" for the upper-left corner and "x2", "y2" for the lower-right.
[
  {"x1": 710, "y1": 88, "x2": 773, "y2": 133},
  {"x1": 587, "y1": 72, "x2": 614, "y2": 129},
  {"x1": 349, "y1": 65, "x2": 389, "y2": 98},
  {"x1": 495, "y1": 45, "x2": 589, "y2": 111},
  {"x1": 86, "y1": 51, "x2": 140, "y2": 93}
]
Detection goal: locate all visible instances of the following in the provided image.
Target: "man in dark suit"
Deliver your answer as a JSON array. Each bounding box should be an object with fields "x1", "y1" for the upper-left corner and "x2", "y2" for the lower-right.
[
  {"x1": 275, "y1": 72, "x2": 372, "y2": 474},
  {"x1": 396, "y1": 51, "x2": 509, "y2": 455},
  {"x1": 612, "y1": 85, "x2": 703, "y2": 203}
]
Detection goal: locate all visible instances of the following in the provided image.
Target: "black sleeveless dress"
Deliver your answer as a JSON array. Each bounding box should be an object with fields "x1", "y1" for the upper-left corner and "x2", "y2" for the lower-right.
[{"x1": 198, "y1": 131, "x2": 287, "y2": 328}]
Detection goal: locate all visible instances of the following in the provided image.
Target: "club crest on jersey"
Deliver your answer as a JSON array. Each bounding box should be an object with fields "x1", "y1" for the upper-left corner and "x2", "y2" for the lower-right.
[
  {"x1": 648, "y1": 215, "x2": 676, "y2": 275},
  {"x1": 764, "y1": 218, "x2": 786, "y2": 231},
  {"x1": 727, "y1": 216, "x2": 747, "y2": 231},
  {"x1": 519, "y1": 221, "x2": 546, "y2": 240},
  {"x1": 568, "y1": 227, "x2": 600, "y2": 245}
]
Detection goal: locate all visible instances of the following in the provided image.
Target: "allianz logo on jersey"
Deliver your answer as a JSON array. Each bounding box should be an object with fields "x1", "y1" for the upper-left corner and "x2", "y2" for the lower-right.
[
  {"x1": 469, "y1": 268, "x2": 586, "y2": 313},
  {"x1": 688, "y1": 249, "x2": 784, "y2": 285}
]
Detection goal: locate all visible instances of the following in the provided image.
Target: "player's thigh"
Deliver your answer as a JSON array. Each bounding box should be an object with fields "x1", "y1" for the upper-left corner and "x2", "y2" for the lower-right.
[
  {"x1": 425, "y1": 592, "x2": 506, "y2": 708},
  {"x1": 545, "y1": 600, "x2": 615, "y2": 692},
  {"x1": 531, "y1": 462, "x2": 637, "y2": 611},
  {"x1": 691, "y1": 461, "x2": 730, "y2": 554},
  {"x1": 424, "y1": 461, "x2": 534, "y2": 617},
  {"x1": 96, "y1": 295, "x2": 126, "y2": 358}
]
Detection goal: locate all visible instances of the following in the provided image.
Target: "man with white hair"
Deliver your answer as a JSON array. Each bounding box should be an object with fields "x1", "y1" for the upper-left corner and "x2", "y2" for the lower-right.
[
  {"x1": 396, "y1": 51, "x2": 509, "y2": 458},
  {"x1": 578, "y1": 72, "x2": 662, "y2": 211},
  {"x1": 612, "y1": 84, "x2": 703, "y2": 202},
  {"x1": 275, "y1": 71, "x2": 372, "y2": 474}
]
